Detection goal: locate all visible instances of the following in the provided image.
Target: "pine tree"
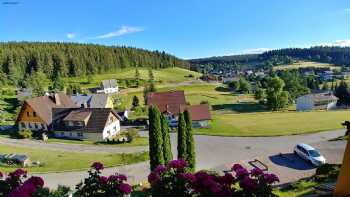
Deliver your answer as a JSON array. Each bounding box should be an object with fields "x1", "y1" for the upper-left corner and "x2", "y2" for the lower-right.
[
  {"x1": 148, "y1": 68, "x2": 154, "y2": 82},
  {"x1": 184, "y1": 110, "x2": 195, "y2": 172},
  {"x1": 161, "y1": 114, "x2": 173, "y2": 163},
  {"x1": 177, "y1": 113, "x2": 187, "y2": 160},
  {"x1": 132, "y1": 95, "x2": 140, "y2": 109},
  {"x1": 135, "y1": 68, "x2": 140, "y2": 87},
  {"x1": 148, "y1": 106, "x2": 164, "y2": 170}
]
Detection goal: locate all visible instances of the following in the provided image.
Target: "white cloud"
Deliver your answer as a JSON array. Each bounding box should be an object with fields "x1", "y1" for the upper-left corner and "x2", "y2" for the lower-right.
[
  {"x1": 66, "y1": 33, "x2": 76, "y2": 39},
  {"x1": 315, "y1": 40, "x2": 350, "y2": 47},
  {"x1": 344, "y1": 8, "x2": 350, "y2": 12},
  {"x1": 94, "y1": 26, "x2": 144, "y2": 39},
  {"x1": 242, "y1": 48, "x2": 271, "y2": 54}
]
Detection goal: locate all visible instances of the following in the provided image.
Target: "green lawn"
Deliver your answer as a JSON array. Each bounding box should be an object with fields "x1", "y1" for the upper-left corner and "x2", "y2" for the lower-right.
[
  {"x1": 274, "y1": 180, "x2": 317, "y2": 197},
  {"x1": 195, "y1": 110, "x2": 350, "y2": 137},
  {"x1": 122, "y1": 83, "x2": 254, "y2": 110},
  {"x1": 47, "y1": 137, "x2": 149, "y2": 147},
  {"x1": 0, "y1": 144, "x2": 148, "y2": 173},
  {"x1": 64, "y1": 67, "x2": 201, "y2": 89}
]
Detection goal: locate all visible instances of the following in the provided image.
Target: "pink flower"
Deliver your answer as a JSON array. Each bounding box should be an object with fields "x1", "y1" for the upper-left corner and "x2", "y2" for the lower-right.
[
  {"x1": 9, "y1": 168, "x2": 27, "y2": 178},
  {"x1": 239, "y1": 176, "x2": 259, "y2": 191},
  {"x1": 91, "y1": 162, "x2": 104, "y2": 171},
  {"x1": 154, "y1": 165, "x2": 167, "y2": 174},
  {"x1": 116, "y1": 174, "x2": 127, "y2": 181},
  {"x1": 148, "y1": 172, "x2": 160, "y2": 184},
  {"x1": 118, "y1": 183, "x2": 132, "y2": 194},
  {"x1": 217, "y1": 173, "x2": 235, "y2": 185},
  {"x1": 263, "y1": 173, "x2": 279, "y2": 184},
  {"x1": 100, "y1": 176, "x2": 108, "y2": 184},
  {"x1": 235, "y1": 168, "x2": 249, "y2": 178},
  {"x1": 250, "y1": 168, "x2": 263, "y2": 176},
  {"x1": 231, "y1": 164, "x2": 244, "y2": 172},
  {"x1": 180, "y1": 172, "x2": 196, "y2": 182},
  {"x1": 26, "y1": 176, "x2": 44, "y2": 187},
  {"x1": 167, "y1": 159, "x2": 188, "y2": 170},
  {"x1": 107, "y1": 175, "x2": 118, "y2": 182}
]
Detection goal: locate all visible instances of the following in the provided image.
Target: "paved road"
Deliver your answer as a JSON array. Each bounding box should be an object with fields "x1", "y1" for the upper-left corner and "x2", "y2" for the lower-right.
[
  {"x1": 0, "y1": 137, "x2": 148, "y2": 154},
  {"x1": 29, "y1": 129, "x2": 347, "y2": 189}
]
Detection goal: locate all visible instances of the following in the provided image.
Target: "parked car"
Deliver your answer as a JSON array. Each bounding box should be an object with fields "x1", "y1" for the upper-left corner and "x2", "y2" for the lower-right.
[{"x1": 294, "y1": 143, "x2": 326, "y2": 166}]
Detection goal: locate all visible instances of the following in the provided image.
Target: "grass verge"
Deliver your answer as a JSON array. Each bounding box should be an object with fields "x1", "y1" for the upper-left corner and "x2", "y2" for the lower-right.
[
  {"x1": 0, "y1": 144, "x2": 148, "y2": 173},
  {"x1": 46, "y1": 137, "x2": 149, "y2": 147}
]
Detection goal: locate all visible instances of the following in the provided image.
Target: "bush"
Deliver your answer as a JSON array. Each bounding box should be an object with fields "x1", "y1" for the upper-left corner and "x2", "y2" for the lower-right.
[
  {"x1": 16, "y1": 129, "x2": 33, "y2": 139},
  {"x1": 0, "y1": 168, "x2": 45, "y2": 196},
  {"x1": 126, "y1": 128, "x2": 139, "y2": 142},
  {"x1": 75, "y1": 162, "x2": 132, "y2": 196},
  {"x1": 148, "y1": 160, "x2": 279, "y2": 197},
  {"x1": 315, "y1": 164, "x2": 341, "y2": 182}
]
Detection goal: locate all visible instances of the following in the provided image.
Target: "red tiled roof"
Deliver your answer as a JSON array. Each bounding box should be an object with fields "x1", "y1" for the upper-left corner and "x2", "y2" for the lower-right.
[
  {"x1": 180, "y1": 104, "x2": 211, "y2": 121},
  {"x1": 147, "y1": 91, "x2": 186, "y2": 115}
]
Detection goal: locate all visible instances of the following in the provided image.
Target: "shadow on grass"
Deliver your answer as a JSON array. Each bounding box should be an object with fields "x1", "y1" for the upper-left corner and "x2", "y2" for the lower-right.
[
  {"x1": 215, "y1": 86, "x2": 231, "y2": 92},
  {"x1": 212, "y1": 102, "x2": 267, "y2": 113},
  {"x1": 269, "y1": 153, "x2": 315, "y2": 170}
]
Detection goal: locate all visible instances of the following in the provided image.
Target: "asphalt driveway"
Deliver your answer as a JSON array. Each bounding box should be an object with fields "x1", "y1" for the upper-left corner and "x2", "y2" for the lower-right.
[{"x1": 26, "y1": 129, "x2": 347, "y2": 188}]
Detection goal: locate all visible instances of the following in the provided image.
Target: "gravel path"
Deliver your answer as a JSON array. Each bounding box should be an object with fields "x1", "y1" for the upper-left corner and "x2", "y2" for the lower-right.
[{"x1": 30, "y1": 129, "x2": 347, "y2": 189}]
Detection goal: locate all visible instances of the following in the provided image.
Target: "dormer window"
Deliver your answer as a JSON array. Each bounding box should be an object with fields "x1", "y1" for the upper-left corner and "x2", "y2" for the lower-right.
[
  {"x1": 33, "y1": 112, "x2": 36, "y2": 117},
  {"x1": 27, "y1": 112, "x2": 30, "y2": 117}
]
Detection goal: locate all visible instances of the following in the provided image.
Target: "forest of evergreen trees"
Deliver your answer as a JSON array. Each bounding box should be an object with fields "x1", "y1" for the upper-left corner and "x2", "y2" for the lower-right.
[
  {"x1": 261, "y1": 46, "x2": 350, "y2": 67},
  {"x1": 0, "y1": 42, "x2": 189, "y2": 86},
  {"x1": 190, "y1": 46, "x2": 350, "y2": 70}
]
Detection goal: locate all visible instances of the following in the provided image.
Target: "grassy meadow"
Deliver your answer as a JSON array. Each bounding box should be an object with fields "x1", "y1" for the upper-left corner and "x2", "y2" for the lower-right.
[
  {"x1": 0, "y1": 144, "x2": 148, "y2": 173},
  {"x1": 195, "y1": 110, "x2": 349, "y2": 137},
  {"x1": 64, "y1": 67, "x2": 201, "y2": 89},
  {"x1": 273, "y1": 61, "x2": 340, "y2": 71}
]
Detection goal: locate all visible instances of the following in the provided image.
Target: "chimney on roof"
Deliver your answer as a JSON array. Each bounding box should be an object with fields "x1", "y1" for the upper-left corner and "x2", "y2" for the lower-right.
[
  {"x1": 48, "y1": 93, "x2": 61, "y2": 105},
  {"x1": 54, "y1": 93, "x2": 61, "y2": 105},
  {"x1": 165, "y1": 104, "x2": 169, "y2": 112}
]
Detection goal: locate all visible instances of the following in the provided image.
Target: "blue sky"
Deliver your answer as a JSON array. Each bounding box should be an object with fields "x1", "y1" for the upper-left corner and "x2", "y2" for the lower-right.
[{"x1": 1, "y1": 0, "x2": 350, "y2": 59}]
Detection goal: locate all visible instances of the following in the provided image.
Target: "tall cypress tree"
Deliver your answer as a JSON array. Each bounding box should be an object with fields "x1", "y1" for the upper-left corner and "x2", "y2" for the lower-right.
[
  {"x1": 184, "y1": 110, "x2": 195, "y2": 172},
  {"x1": 177, "y1": 113, "x2": 187, "y2": 160},
  {"x1": 161, "y1": 114, "x2": 173, "y2": 163},
  {"x1": 148, "y1": 106, "x2": 164, "y2": 170}
]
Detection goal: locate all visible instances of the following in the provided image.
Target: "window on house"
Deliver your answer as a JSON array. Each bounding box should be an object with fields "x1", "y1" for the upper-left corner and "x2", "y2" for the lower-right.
[
  {"x1": 28, "y1": 123, "x2": 32, "y2": 128},
  {"x1": 41, "y1": 123, "x2": 45, "y2": 129},
  {"x1": 27, "y1": 112, "x2": 30, "y2": 117},
  {"x1": 61, "y1": 132, "x2": 64, "y2": 136},
  {"x1": 33, "y1": 112, "x2": 36, "y2": 117},
  {"x1": 34, "y1": 123, "x2": 38, "y2": 129},
  {"x1": 113, "y1": 126, "x2": 116, "y2": 131},
  {"x1": 21, "y1": 122, "x2": 25, "y2": 128},
  {"x1": 78, "y1": 132, "x2": 83, "y2": 137},
  {"x1": 107, "y1": 130, "x2": 110, "y2": 135},
  {"x1": 69, "y1": 132, "x2": 72, "y2": 136}
]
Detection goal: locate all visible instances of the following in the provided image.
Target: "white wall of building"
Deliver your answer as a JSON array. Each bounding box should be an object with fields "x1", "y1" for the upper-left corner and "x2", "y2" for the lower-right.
[
  {"x1": 18, "y1": 121, "x2": 47, "y2": 131},
  {"x1": 296, "y1": 95, "x2": 315, "y2": 111},
  {"x1": 102, "y1": 120, "x2": 120, "y2": 140},
  {"x1": 326, "y1": 101, "x2": 338, "y2": 110}
]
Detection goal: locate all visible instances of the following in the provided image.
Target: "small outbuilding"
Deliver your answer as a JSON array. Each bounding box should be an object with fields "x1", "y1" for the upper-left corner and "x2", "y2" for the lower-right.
[{"x1": 296, "y1": 93, "x2": 338, "y2": 111}]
